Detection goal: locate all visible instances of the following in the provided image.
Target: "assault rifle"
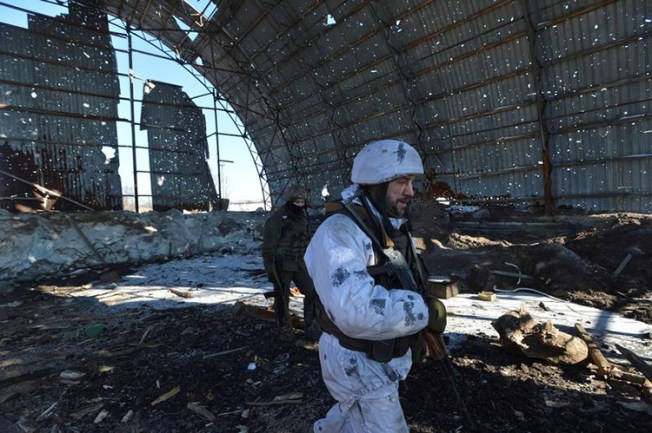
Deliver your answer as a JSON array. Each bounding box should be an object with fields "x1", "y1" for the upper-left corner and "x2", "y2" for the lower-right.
[
  {"x1": 264, "y1": 255, "x2": 290, "y2": 327},
  {"x1": 382, "y1": 245, "x2": 475, "y2": 431}
]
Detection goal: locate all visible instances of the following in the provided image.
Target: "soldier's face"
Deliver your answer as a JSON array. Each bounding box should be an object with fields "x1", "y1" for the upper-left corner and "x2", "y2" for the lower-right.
[{"x1": 385, "y1": 176, "x2": 416, "y2": 217}]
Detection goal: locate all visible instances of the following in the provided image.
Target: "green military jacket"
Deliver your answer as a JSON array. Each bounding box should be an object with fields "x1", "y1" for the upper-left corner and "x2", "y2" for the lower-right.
[{"x1": 262, "y1": 203, "x2": 310, "y2": 273}]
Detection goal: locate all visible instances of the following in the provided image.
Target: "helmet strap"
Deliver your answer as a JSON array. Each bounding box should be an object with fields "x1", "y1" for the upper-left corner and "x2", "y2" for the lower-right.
[
  {"x1": 362, "y1": 182, "x2": 406, "y2": 219},
  {"x1": 360, "y1": 183, "x2": 387, "y2": 214},
  {"x1": 360, "y1": 183, "x2": 400, "y2": 237}
]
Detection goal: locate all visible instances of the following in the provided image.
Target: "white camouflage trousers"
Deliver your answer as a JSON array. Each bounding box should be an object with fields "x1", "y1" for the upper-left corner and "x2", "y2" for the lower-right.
[{"x1": 309, "y1": 333, "x2": 411, "y2": 433}]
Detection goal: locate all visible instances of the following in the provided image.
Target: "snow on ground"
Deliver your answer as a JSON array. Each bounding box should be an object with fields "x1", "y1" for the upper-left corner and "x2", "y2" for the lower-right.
[
  {"x1": 68, "y1": 252, "x2": 652, "y2": 360},
  {"x1": 68, "y1": 252, "x2": 306, "y2": 313},
  {"x1": 445, "y1": 291, "x2": 652, "y2": 359}
]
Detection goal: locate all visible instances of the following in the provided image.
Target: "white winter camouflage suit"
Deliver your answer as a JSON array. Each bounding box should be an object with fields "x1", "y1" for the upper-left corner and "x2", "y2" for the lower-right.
[{"x1": 304, "y1": 185, "x2": 429, "y2": 433}]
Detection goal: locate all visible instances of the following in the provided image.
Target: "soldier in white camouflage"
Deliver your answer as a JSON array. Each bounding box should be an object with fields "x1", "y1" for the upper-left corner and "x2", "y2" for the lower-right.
[{"x1": 303, "y1": 139, "x2": 447, "y2": 433}]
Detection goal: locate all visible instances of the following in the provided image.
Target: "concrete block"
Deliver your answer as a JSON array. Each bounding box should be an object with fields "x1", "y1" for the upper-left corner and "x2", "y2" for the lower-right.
[{"x1": 426, "y1": 276, "x2": 460, "y2": 299}]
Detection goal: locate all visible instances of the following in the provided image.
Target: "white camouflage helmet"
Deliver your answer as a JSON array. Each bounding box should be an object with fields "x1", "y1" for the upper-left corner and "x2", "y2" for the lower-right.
[{"x1": 351, "y1": 139, "x2": 424, "y2": 185}]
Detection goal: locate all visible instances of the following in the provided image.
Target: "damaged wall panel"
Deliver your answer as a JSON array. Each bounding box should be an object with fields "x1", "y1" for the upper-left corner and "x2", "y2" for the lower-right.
[
  {"x1": 140, "y1": 81, "x2": 218, "y2": 212},
  {"x1": 0, "y1": 4, "x2": 122, "y2": 212}
]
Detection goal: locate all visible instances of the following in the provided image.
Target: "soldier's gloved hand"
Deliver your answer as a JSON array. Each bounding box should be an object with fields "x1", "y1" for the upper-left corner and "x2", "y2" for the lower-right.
[{"x1": 425, "y1": 296, "x2": 447, "y2": 333}]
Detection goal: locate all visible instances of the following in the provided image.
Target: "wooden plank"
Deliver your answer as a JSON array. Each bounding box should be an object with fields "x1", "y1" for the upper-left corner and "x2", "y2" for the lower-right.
[
  {"x1": 169, "y1": 288, "x2": 192, "y2": 298},
  {"x1": 615, "y1": 344, "x2": 652, "y2": 383},
  {"x1": 231, "y1": 301, "x2": 305, "y2": 329},
  {"x1": 575, "y1": 323, "x2": 612, "y2": 376}
]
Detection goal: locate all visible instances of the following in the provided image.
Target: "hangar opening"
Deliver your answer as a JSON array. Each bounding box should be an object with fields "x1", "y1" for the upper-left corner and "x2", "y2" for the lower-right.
[{"x1": 0, "y1": 0, "x2": 266, "y2": 214}]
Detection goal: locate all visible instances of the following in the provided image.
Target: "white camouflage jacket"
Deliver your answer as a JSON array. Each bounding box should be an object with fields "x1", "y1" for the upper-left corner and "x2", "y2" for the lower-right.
[{"x1": 304, "y1": 185, "x2": 429, "y2": 359}]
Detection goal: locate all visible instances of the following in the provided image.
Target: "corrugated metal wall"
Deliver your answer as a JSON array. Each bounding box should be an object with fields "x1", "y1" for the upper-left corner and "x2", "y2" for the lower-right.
[
  {"x1": 391, "y1": 0, "x2": 648, "y2": 212},
  {"x1": 415, "y1": 0, "x2": 545, "y2": 205},
  {"x1": 3, "y1": 1, "x2": 650, "y2": 213},
  {"x1": 186, "y1": 0, "x2": 650, "y2": 213},
  {"x1": 537, "y1": 0, "x2": 651, "y2": 212},
  {"x1": 0, "y1": 3, "x2": 122, "y2": 211},
  {"x1": 140, "y1": 81, "x2": 218, "y2": 212}
]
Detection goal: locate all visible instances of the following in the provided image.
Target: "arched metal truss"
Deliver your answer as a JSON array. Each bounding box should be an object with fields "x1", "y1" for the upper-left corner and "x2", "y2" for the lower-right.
[
  {"x1": 3, "y1": 0, "x2": 651, "y2": 213},
  {"x1": 112, "y1": 17, "x2": 270, "y2": 210}
]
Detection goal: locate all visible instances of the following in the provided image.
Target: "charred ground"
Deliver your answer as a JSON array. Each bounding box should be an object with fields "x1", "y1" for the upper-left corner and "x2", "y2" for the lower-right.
[{"x1": 1, "y1": 204, "x2": 651, "y2": 433}]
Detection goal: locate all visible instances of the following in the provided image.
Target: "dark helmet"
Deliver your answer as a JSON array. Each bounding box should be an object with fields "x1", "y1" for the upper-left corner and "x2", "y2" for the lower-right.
[{"x1": 283, "y1": 185, "x2": 308, "y2": 201}]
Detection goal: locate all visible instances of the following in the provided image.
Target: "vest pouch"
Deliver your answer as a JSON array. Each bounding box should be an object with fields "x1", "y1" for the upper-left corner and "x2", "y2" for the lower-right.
[
  {"x1": 369, "y1": 339, "x2": 396, "y2": 363},
  {"x1": 382, "y1": 248, "x2": 418, "y2": 291}
]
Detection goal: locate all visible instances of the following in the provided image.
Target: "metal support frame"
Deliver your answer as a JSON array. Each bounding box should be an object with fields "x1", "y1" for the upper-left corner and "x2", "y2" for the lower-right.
[
  {"x1": 522, "y1": 0, "x2": 554, "y2": 215},
  {"x1": 1, "y1": 0, "x2": 272, "y2": 212},
  {"x1": 127, "y1": 24, "x2": 140, "y2": 213}
]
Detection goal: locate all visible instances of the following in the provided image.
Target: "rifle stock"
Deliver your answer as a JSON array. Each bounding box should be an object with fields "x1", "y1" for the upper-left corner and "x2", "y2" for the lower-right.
[
  {"x1": 421, "y1": 328, "x2": 447, "y2": 361},
  {"x1": 271, "y1": 258, "x2": 289, "y2": 326}
]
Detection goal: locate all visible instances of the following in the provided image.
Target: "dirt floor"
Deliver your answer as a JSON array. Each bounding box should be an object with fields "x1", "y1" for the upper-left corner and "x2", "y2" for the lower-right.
[{"x1": 1, "y1": 203, "x2": 651, "y2": 433}]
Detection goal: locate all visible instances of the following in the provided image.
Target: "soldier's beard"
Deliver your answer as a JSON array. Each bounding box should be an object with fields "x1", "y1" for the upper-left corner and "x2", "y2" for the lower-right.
[
  {"x1": 362, "y1": 183, "x2": 388, "y2": 215},
  {"x1": 365, "y1": 184, "x2": 410, "y2": 218},
  {"x1": 390, "y1": 200, "x2": 407, "y2": 217}
]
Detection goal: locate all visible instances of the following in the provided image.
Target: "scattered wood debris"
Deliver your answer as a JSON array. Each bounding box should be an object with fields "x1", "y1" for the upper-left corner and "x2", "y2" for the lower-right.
[
  {"x1": 575, "y1": 323, "x2": 612, "y2": 376},
  {"x1": 93, "y1": 408, "x2": 109, "y2": 424},
  {"x1": 71, "y1": 403, "x2": 104, "y2": 420},
  {"x1": 616, "y1": 343, "x2": 652, "y2": 384},
  {"x1": 202, "y1": 346, "x2": 248, "y2": 360},
  {"x1": 477, "y1": 291, "x2": 496, "y2": 301},
  {"x1": 151, "y1": 386, "x2": 181, "y2": 406},
  {"x1": 247, "y1": 392, "x2": 304, "y2": 406},
  {"x1": 575, "y1": 323, "x2": 651, "y2": 390},
  {"x1": 121, "y1": 410, "x2": 134, "y2": 423},
  {"x1": 231, "y1": 301, "x2": 305, "y2": 329},
  {"x1": 170, "y1": 288, "x2": 193, "y2": 298},
  {"x1": 187, "y1": 402, "x2": 216, "y2": 421}
]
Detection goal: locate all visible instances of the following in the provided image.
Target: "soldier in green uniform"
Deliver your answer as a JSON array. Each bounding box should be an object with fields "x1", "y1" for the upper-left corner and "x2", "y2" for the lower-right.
[{"x1": 263, "y1": 185, "x2": 321, "y2": 341}]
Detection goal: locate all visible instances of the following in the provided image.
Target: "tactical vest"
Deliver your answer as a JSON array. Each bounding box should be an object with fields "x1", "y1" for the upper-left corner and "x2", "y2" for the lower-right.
[
  {"x1": 275, "y1": 210, "x2": 310, "y2": 271},
  {"x1": 315, "y1": 200, "x2": 423, "y2": 363}
]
